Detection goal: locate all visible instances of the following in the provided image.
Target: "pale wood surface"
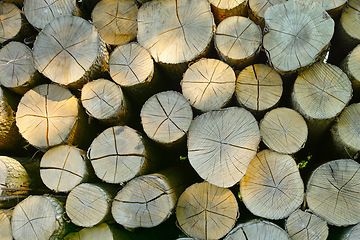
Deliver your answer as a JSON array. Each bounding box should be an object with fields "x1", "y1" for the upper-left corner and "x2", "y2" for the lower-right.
[
  {"x1": 181, "y1": 58, "x2": 236, "y2": 112},
  {"x1": 344, "y1": 223, "x2": 360, "y2": 240},
  {"x1": 0, "y1": 209, "x2": 12, "y2": 240},
  {"x1": 11, "y1": 195, "x2": 65, "y2": 240},
  {"x1": 140, "y1": 91, "x2": 192, "y2": 144},
  {"x1": 64, "y1": 223, "x2": 132, "y2": 240},
  {"x1": 285, "y1": 209, "x2": 329, "y2": 240},
  {"x1": 302, "y1": 0, "x2": 347, "y2": 16},
  {"x1": 342, "y1": 44, "x2": 360, "y2": 94},
  {"x1": 248, "y1": 0, "x2": 286, "y2": 26},
  {"x1": 0, "y1": 2, "x2": 22, "y2": 44},
  {"x1": 340, "y1": 0, "x2": 360, "y2": 41},
  {"x1": 176, "y1": 181, "x2": 239, "y2": 240},
  {"x1": 240, "y1": 150, "x2": 304, "y2": 220},
  {"x1": 209, "y1": 0, "x2": 247, "y2": 23},
  {"x1": 260, "y1": 107, "x2": 308, "y2": 154},
  {"x1": 40, "y1": 145, "x2": 88, "y2": 193},
  {"x1": 224, "y1": 220, "x2": 290, "y2": 240},
  {"x1": 306, "y1": 159, "x2": 360, "y2": 226},
  {"x1": 215, "y1": 16, "x2": 262, "y2": 68},
  {"x1": 137, "y1": 0, "x2": 215, "y2": 65},
  {"x1": 188, "y1": 107, "x2": 260, "y2": 188},
  {"x1": 92, "y1": 0, "x2": 137, "y2": 46},
  {"x1": 263, "y1": 0, "x2": 334, "y2": 74},
  {"x1": 87, "y1": 125, "x2": 147, "y2": 184},
  {"x1": 235, "y1": 64, "x2": 283, "y2": 113}
]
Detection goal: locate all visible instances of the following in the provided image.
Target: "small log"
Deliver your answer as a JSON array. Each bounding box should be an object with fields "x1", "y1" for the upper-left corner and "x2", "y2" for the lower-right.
[
  {"x1": 176, "y1": 181, "x2": 239, "y2": 240},
  {"x1": 0, "y1": 156, "x2": 31, "y2": 208},
  {"x1": 235, "y1": 64, "x2": 283, "y2": 114},
  {"x1": 23, "y1": 0, "x2": 80, "y2": 30},
  {"x1": 331, "y1": 103, "x2": 360, "y2": 158},
  {"x1": 292, "y1": 62, "x2": 352, "y2": 138},
  {"x1": 87, "y1": 125, "x2": 150, "y2": 184},
  {"x1": 260, "y1": 107, "x2": 308, "y2": 154},
  {"x1": 240, "y1": 149, "x2": 304, "y2": 220},
  {"x1": 40, "y1": 145, "x2": 92, "y2": 193},
  {"x1": 214, "y1": 16, "x2": 262, "y2": 68},
  {"x1": 65, "y1": 183, "x2": 113, "y2": 228},
  {"x1": 180, "y1": 58, "x2": 236, "y2": 112},
  {"x1": 306, "y1": 159, "x2": 360, "y2": 227},
  {"x1": 0, "y1": 41, "x2": 42, "y2": 95},
  {"x1": 140, "y1": 91, "x2": 192, "y2": 146},
  {"x1": 0, "y1": 209, "x2": 12, "y2": 240},
  {"x1": 33, "y1": 15, "x2": 108, "y2": 89},
  {"x1": 81, "y1": 78, "x2": 128, "y2": 125},
  {"x1": 263, "y1": 0, "x2": 334, "y2": 74},
  {"x1": 302, "y1": 0, "x2": 347, "y2": 17},
  {"x1": 92, "y1": 0, "x2": 138, "y2": 46},
  {"x1": 208, "y1": 0, "x2": 247, "y2": 24},
  {"x1": 16, "y1": 84, "x2": 88, "y2": 150},
  {"x1": 137, "y1": 0, "x2": 215, "y2": 75},
  {"x1": 111, "y1": 165, "x2": 192, "y2": 229},
  {"x1": 188, "y1": 107, "x2": 260, "y2": 188},
  {"x1": 341, "y1": 44, "x2": 360, "y2": 99},
  {"x1": 343, "y1": 223, "x2": 360, "y2": 240},
  {"x1": 64, "y1": 223, "x2": 132, "y2": 240},
  {"x1": 224, "y1": 220, "x2": 290, "y2": 240},
  {"x1": 285, "y1": 209, "x2": 329, "y2": 240},
  {"x1": 11, "y1": 195, "x2": 66, "y2": 240},
  {"x1": 248, "y1": 0, "x2": 286, "y2": 27}
]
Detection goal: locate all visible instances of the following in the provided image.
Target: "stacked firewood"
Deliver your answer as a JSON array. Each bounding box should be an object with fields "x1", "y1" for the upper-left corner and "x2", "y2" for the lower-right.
[{"x1": 1, "y1": 0, "x2": 360, "y2": 239}]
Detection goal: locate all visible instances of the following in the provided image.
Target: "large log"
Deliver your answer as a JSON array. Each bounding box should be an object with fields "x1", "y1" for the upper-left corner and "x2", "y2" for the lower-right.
[
  {"x1": 176, "y1": 181, "x2": 239, "y2": 240},
  {"x1": 187, "y1": 107, "x2": 260, "y2": 188},
  {"x1": 209, "y1": 0, "x2": 247, "y2": 24},
  {"x1": 248, "y1": 0, "x2": 286, "y2": 27}
]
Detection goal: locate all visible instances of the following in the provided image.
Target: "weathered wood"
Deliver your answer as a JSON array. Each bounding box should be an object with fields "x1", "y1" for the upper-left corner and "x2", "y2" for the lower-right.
[
  {"x1": 176, "y1": 181, "x2": 239, "y2": 240},
  {"x1": 341, "y1": 44, "x2": 360, "y2": 99},
  {"x1": 33, "y1": 15, "x2": 108, "y2": 89},
  {"x1": 303, "y1": 0, "x2": 347, "y2": 17},
  {"x1": 11, "y1": 195, "x2": 66, "y2": 240},
  {"x1": 0, "y1": 2, "x2": 21, "y2": 44},
  {"x1": 64, "y1": 223, "x2": 132, "y2": 240},
  {"x1": 260, "y1": 107, "x2": 308, "y2": 154},
  {"x1": 214, "y1": 16, "x2": 262, "y2": 68},
  {"x1": 188, "y1": 107, "x2": 260, "y2": 188},
  {"x1": 235, "y1": 64, "x2": 283, "y2": 114},
  {"x1": 209, "y1": 0, "x2": 247, "y2": 24},
  {"x1": 40, "y1": 145, "x2": 91, "y2": 193},
  {"x1": 16, "y1": 84, "x2": 88, "y2": 150},
  {"x1": 306, "y1": 159, "x2": 360, "y2": 226},
  {"x1": 248, "y1": 0, "x2": 286, "y2": 27},
  {"x1": 140, "y1": 91, "x2": 192, "y2": 146},
  {"x1": 285, "y1": 209, "x2": 329, "y2": 240},
  {"x1": 343, "y1": 223, "x2": 360, "y2": 239},
  {"x1": 0, "y1": 209, "x2": 12, "y2": 240},
  {"x1": 240, "y1": 149, "x2": 304, "y2": 220},
  {"x1": 224, "y1": 220, "x2": 290, "y2": 240},
  {"x1": 263, "y1": 0, "x2": 334, "y2": 74}
]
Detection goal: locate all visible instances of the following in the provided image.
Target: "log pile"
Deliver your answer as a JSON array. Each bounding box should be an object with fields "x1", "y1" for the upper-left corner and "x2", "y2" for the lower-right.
[{"x1": 1, "y1": 0, "x2": 360, "y2": 239}]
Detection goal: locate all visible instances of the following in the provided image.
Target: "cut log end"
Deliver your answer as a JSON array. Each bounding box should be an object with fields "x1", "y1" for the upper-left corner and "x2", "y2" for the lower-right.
[
  {"x1": 248, "y1": 0, "x2": 287, "y2": 26},
  {"x1": 340, "y1": 0, "x2": 360, "y2": 42},
  {"x1": 0, "y1": 2, "x2": 22, "y2": 44},
  {"x1": 0, "y1": 210, "x2": 12, "y2": 240},
  {"x1": 344, "y1": 223, "x2": 360, "y2": 240},
  {"x1": 209, "y1": 0, "x2": 247, "y2": 24}
]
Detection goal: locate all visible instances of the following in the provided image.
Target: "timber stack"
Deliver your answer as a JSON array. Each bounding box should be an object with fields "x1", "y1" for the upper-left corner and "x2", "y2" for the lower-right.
[{"x1": 1, "y1": 0, "x2": 360, "y2": 239}]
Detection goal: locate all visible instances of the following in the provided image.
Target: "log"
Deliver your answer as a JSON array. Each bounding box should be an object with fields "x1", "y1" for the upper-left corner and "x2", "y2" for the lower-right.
[
  {"x1": 0, "y1": 156, "x2": 31, "y2": 208},
  {"x1": 285, "y1": 209, "x2": 329, "y2": 240},
  {"x1": 306, "y1": 159, "x2": 360, "y2": 227},
  {"x1": 343, "y1": 223, "x2": 360, "y2": 240},
  {"x1": 91, "y1": 0, "x2": 138, "y2": 46},
  {"x1": 341, "y1": 44, "x2": 360, "y2": 100},
  {"x1": 263, "y1": 0, "x2": 334, "y2": 74},
  {"x1": 64, "y1": 223, "x2": 132, "y2": 240},
  {"x1": 40, "y1": 145, "x2": 92, "y2": 193},
  {"x1": 11, "y1": 195, "x2": 66, "y2": 240},
  {"x1": 224, "y1": 220, "x2": 290, "y2": 240},
  {"x1": 0, "y1": 41, "x2": 42, "y2": 95},
  {"x1": 248, "y1": 0, "x2": 286, "y2": 27},
  {"x1": 81, "y1": 78, "x2": 129, "y2": 125},
  {"x1": 208, "y1": 0, "x2": 247, "y2": 24},
  {"x1": 240, "y1": 149, "x2": 304, "y2": 220},
  {"x1": 33, "y1": 15, "x2": 108, "y2": 89},
  {"x1": 65, "y1": 183, "x2": 113, "y2": 228},
  {"x1": 140, "y1": 91, "x2": 193, "y2": 146},
  {"x1": 180, "y1": 58, "x2": 236, "y2": 112},
  {"x1": 176, "y1": 181, "x2": 239, "y2": 240},
  {"x1": 137, "y1": 0, "x2": 215, "y2": 75},
  {"x1": 235, "y1": 64, "x2": 283, "y2": 114},
  {"x1": 111, "y1": 165, "x2": 192, "y2": 229},
  {"x1": 0, "y1": 209, "x2": 12, "y2": 240},
  {"x1": 292, "y1": 62, "x2": 352, "y2": 139},
  {"x1": 23, "y1": 0, "x2": 80, "y2": 30},
  {"x1": 260, "y1": 107, "x2": 308, "y2": 154},
  {"x1": 302, "y1": 0, "x2": 347, "y2": 17},
  {"x1": 15, "y1": 84, "x2": 88, "y2": 150},
  {"x1": 214, "y1": 16, "x2": 262, "y2": 68},
  {"x1": 87, "y1": 125, "x2": 151, "y2": 184}
]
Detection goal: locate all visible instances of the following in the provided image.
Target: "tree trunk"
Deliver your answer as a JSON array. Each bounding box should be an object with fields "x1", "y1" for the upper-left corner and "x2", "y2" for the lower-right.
[
  {"x1": 64, "y1": 223, "x2": 132, "y2": 240},
  {"x1": 240, "y1": 149, "x2": 304, "y2": 220},
  {"x1": 180, "y1": 58, "x2": 236, "y2": 112},
  {"x1": 285, "y1": 209, "x2": 329, "y2": 240},
  {"x1": 306, "y1": 159, "x2": 360, "y2": 227},
  {"x1": 214, "y1": 16, "x2": 262, "y2": 68},
  {"x1": 91, "y1": 0, "x2": 138, "y2": 46},
  {"x1": 248, "y1": 0, "x2": 286, "y2": 27},
  {"x1": 187, "y1": 107, "x2": 260, "y2": 188},
  {"x1": 341, "y1": 44, "x2": 360, "y2": 101},
  {"x1": 209, "y1": 0, "x2": 247, "y2": 24},
  {"x1": 33, "y1": 15, "x2": 108, "y2": 89},
  {"x1": 176, "y1": 181, "x2": 239, "y2": 240},
  {"x1": 0, "y1": 209, "x2": 12, "y2": 240}
]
